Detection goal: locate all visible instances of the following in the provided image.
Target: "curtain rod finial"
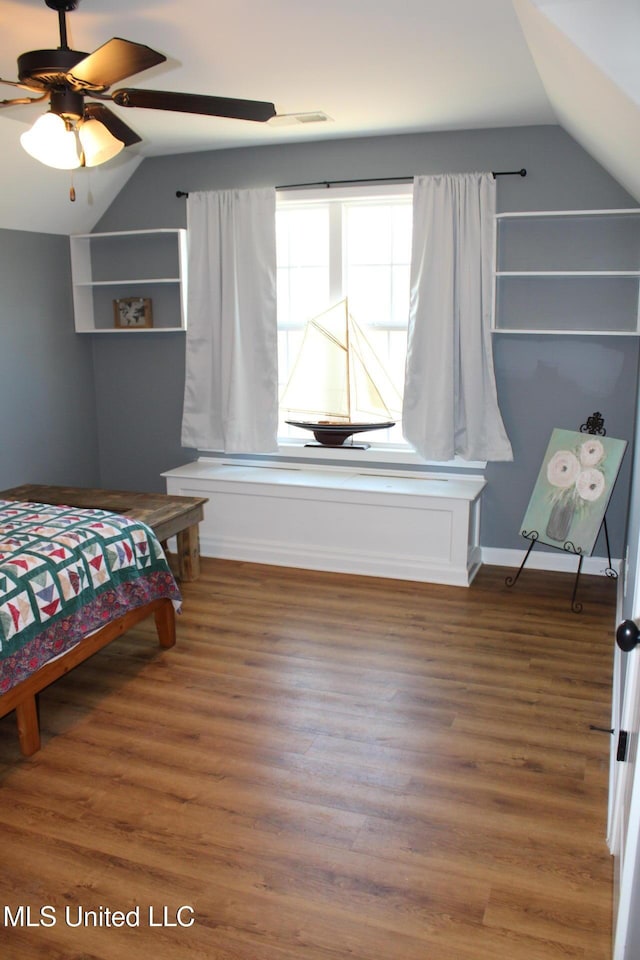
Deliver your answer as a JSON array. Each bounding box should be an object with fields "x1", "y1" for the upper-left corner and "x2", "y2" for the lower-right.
[{"x1": 492, "y1": 168, "x2": 527, "y2": 179}]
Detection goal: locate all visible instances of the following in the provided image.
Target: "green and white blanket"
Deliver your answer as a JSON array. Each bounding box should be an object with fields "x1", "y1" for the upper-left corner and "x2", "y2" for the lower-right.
[{"x1": 0, "y1": 500, "x2": 181, "y2": 694}]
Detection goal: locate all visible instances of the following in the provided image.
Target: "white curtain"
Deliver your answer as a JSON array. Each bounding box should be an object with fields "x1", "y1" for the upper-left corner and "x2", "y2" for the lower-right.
[
  {"x1": 402, "y1": 172, "x2": 513, "y2": 462},
  {"x1": 181, "y1": 188, "x2": 279, "y2": 453}
]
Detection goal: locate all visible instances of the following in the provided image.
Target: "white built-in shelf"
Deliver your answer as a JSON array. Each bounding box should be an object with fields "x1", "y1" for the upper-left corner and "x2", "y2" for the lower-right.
[
  {"x1": 497, "y1": 271, "x2": 640, "y2": 277},
  {"x1": 492, "y1": 209, "x2": 640, "y2": 335},
  {"x1": 70, "y1": 228, "x2": 188, "y2": 334},
  {"x1": 74, "y1": 278, "x2": 182, "y2": 285}
]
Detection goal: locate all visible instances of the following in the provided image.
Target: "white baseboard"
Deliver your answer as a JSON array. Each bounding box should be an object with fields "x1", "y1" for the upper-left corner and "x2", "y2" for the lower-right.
[
  {"x1": 175, "y1": 532, "x2": 618, "y2": 583},
  {"x1": 482, "y1": 546, "x2": 621, "y2": 577}
]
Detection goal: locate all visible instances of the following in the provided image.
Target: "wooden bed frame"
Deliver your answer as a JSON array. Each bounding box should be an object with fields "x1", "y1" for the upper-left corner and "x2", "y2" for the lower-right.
[{"x1": 0, "y1": 597, "x2": 176, "y2": 757}]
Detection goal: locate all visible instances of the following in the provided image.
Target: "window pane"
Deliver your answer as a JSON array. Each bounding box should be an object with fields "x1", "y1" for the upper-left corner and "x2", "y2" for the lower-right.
[
  {"x1": 277, "y1": 203, "x2": 331, "y2": 345},
  {"x1": 276, "y1": 193, "x2": 412, "y2": 446},
  {"x1": 344, "y1": 201, "x2": 410, "y2": 419},
  {"x1": 278, "y1": 266, "x2": 329, "y2": 327},
  {"x1": 348, "y1": 265, "x2": 391, "y2": 327},
  {"x1": 392, "y1": 205, "x2": 413, "y2": 262},
  {"x1": 345, "y1": 206, "x2": 393, "y2": 265},
  {"x1": 391, "y1": 264, "x2": 411, "y2": 326},
  {"x1": 278, "y1": 328, "x2": 305, "y2": 393}
]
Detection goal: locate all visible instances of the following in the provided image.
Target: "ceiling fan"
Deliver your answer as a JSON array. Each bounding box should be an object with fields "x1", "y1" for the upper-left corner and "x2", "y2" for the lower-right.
[{"x1": 0, "y1": 0, "x2": 276, "y2": 173}]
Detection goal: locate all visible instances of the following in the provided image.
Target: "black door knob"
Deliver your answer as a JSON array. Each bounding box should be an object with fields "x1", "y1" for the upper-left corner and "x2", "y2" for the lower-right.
[{"x1": 617, "y1": 620, "x2": 640, "y2": 652}]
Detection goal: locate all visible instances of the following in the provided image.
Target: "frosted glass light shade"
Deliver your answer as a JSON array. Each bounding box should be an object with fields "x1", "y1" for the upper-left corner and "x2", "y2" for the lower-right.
[
  {"x1": 20, "y1": 113, "x2": 81, "y2": 169},
  {"x1": 78, "y1": 118, "x2": 124, "y2": 167}
]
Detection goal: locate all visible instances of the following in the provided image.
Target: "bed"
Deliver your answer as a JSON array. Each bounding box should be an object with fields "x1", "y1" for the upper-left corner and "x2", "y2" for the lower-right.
[{"x1": 0, "y1": 498, "x2": 182, "y2": 756}]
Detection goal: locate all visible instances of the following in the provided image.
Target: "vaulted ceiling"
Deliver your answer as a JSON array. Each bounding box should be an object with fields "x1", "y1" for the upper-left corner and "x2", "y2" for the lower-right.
[{"x1": 0, "y1": 0, "x2": 637, "y2": 235}]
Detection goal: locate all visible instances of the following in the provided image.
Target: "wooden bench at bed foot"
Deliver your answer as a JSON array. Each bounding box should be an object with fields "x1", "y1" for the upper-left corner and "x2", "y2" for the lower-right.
[{"x1": 0, "y1": 484, "x2": 208, "y2": 581}]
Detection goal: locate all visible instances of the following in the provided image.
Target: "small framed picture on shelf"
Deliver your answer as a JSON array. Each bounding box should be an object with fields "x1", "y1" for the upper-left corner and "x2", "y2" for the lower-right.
[{"x1": 113, "y1": 297, "x2": 153, "y2": 329}]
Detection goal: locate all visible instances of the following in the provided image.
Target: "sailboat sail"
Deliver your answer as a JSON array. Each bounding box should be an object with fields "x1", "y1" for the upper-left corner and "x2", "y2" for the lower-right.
[
  {"x1": 280, "y1": 301, "x2": 350, "y2": 419},
  {"x1": 348, "y1": 314, "x2": 402, "y2": 421},
  {"x1": 280, "y1": 299, "x2": 401, "y2": 424}
]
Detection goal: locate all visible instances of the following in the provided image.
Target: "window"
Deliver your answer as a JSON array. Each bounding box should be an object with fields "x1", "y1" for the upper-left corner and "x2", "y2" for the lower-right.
[{"x1": 276, "y1": 184, "x2": 413, "y2": 446}]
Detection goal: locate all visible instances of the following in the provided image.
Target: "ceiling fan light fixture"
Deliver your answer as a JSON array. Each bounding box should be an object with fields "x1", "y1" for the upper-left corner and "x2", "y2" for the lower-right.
[
  {"x1": 78, "y1": 117, "x2": 123, "y2": 167},
  {"x1": 20, "y1": 111, "x2": 81, "y2": 169},
  {"x1": 7, "y1": 0, "x2": 278, "y2": 188}
]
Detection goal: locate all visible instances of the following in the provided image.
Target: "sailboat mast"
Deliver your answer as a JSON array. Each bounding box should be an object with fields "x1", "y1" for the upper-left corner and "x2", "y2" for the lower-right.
[{"x1": 345, "y1": 304, "x2": 351, "y2": 421}]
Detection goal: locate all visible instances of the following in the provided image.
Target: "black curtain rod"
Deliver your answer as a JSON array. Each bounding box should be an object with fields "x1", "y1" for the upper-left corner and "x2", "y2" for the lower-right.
[{"x1": 175, "y1": 168, "x2": 526, "y2": 198}]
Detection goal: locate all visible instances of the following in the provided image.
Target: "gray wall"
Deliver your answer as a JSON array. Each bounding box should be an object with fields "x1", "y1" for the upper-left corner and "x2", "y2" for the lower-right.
[
  {"x1": 0, "y1": 228, "x2": 100, "y2": 490},
  {"x1": 93, "y1": 124, "x2": 638, "y2": 557},
  {"x1": 486, "y1": 336, "x2": 637, "y2": 557},
  {"x1": 92, "y1": 332, "x2": 187, "y2": 490}
]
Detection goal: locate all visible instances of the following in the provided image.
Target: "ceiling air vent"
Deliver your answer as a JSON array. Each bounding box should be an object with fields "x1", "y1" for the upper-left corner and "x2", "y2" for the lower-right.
[{"x1": 269, "y1": 111, "x2": 333, "y2": 126}]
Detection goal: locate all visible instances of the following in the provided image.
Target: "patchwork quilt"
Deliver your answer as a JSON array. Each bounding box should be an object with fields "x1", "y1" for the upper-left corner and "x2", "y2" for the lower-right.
[{"x1": 0, "y1": 500, "x2": 181, "y2": 695}]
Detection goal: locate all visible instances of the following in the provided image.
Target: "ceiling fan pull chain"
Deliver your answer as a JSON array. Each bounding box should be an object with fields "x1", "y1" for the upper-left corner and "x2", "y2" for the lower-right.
[{"x1": 69, "y1": 170, "x2": 76, "y2": 202}]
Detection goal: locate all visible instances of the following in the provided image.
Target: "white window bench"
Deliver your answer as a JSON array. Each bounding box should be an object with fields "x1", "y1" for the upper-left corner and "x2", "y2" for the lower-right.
[{"x1": 162, "y1": 459, "x2": 486, "y2": 587}]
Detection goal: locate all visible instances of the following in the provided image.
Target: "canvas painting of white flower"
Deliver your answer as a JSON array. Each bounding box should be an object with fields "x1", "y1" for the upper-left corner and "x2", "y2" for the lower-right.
[{"x1": 520, "y1": 428, "x2": 627, "y2": 555}]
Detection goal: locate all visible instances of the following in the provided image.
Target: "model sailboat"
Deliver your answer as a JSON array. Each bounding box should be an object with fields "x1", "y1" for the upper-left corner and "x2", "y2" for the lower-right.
[{"x1": 281, "y1": 298, "x2": 401, "y2": 447}]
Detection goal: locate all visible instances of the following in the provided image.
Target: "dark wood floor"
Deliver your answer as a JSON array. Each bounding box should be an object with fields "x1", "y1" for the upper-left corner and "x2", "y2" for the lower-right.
[{"x1": 0, "y1": 559, "x2": 616, "y2": 959}]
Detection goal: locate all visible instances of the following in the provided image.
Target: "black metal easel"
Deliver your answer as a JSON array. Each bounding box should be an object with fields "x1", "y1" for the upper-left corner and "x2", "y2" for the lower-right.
[{"x1": 505, "y1": 412, "x2": 617, "y2": 613}]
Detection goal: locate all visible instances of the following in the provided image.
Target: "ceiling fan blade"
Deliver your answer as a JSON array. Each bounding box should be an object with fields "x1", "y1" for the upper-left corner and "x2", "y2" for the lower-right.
[
  {"x1": 69, "y1": 38, "x2": 166, "y2": 89},
  {"x1": 84, "y1": 102, "x2": 142, "y2": 146},
  {"x1": 1, "y1": 91, "x2": 49, "y2": 108},
  {"x1": 0, "y1": 76, "x2": 46, "y2": 93},
  {"x1": 111, "y1": 88, "x2": 277, "y2": 123}
]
